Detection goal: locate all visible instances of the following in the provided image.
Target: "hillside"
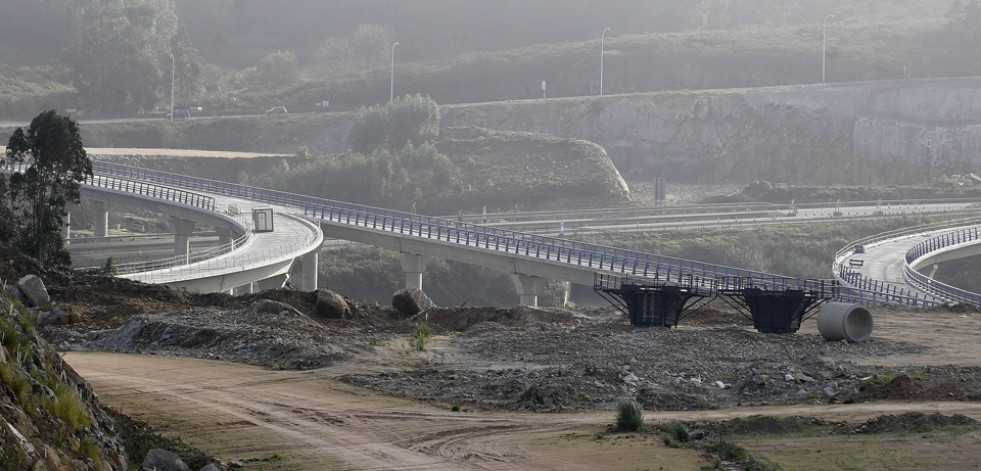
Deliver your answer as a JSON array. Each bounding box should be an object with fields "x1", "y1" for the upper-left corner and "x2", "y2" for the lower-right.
[{"x1": 0, "y1": 1, "x2": 977, "y2": 117}]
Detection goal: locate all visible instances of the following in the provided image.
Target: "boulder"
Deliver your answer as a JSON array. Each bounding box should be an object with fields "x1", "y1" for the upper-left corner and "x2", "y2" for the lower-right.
[
  {"x1": 141, "y1": 449, "x2": 189, "y2": 471},
  {"x1": 17, "y1": 275, "x2": 49, "y2": 307},
  {"x1": 315, "y1": 289, "x2": 350, "y2": 319},
  {"x1": 4, "y1": 284, "x2": 26, "y2": 304},
  {"x1": 392, "y1": 288, "x2": 435, "y2": 316},
  {"x1": 198, "y1": 464, "x2": 220, "y2": 471},
  {"x1": 249, "y1": 299, "x2": 290, "y2": 315},
  {"x1": 40, "y1": 307, "x2": 84, "y2": 326}
]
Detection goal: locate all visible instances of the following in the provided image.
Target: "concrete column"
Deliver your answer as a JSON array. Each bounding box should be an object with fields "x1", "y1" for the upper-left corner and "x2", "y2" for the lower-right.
[
  {"x1": 398, "y1": 253, "x2": 430, "y2": 291},
  {"x1": 257, "y1": 274, "x2": 290, "y2": 291},
  {"x1": 216, "y1": 227, "x2": 233, "y2": 246},
  {"x1": 927, "y1": 263, "x2": 939, "y2": 279},
  {"x1": 300, "y1": 250, "x2": 319, "y2": 291},
  {"x1": 91, "y1": 201, "x2": 108, "y2": 238},
  {"x1": 62, "y1": 211, "x2": 71, "y2": 245},
  {"x1": 512, "y1": 274, "x2": 542, "y2": 307},
  {"x1": 170, "y1": 217, "x2": 195, "y2": 257}
]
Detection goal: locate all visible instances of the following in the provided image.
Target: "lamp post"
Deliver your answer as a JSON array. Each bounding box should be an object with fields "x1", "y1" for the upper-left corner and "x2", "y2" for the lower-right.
[
  {"x1": 600, "y1": 27, "x2": 611, "y2": 96},
  {"x1": 822, "y1": 15, "x2": 833, "y2": 84},
  {"x1": 170, "y1": 54, "x2": 175, "y2": 121},
  {"x1": 390, "y1": 41, "x2": 399, "y2": 102}
]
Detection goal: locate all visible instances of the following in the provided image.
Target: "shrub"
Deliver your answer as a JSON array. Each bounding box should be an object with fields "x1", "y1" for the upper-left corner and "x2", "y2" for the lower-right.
[
  {"x1": 667, "y1": 420, "x2": 690, "y2": 443},
  {"x1": 710, "y1": 440, "x2": 752, "y2": 462},
  {"x1": 414, "y1": 321, "x2": 433, "y2": 351},
  {"x1": 614, "y1": 398, "x2": 644, "y2": 432}
]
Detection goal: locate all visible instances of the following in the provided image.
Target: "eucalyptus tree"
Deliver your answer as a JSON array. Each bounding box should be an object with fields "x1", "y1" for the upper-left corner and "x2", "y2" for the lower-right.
[{"x1": 4, "y1": 110, "x2": 92, "y2": 266}]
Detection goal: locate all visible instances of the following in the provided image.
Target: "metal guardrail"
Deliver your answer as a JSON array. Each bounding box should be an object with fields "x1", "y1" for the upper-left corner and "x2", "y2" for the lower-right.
[
  {"x1": 2, "y1": 158, "x2": 216, "y2": 212},
  {"x1": 832, "y1": 217, "x2": 981, "y2": 307},
  {"x1": 112, "y1": 231, "x2": 252, "y2": 275},
  {"x1": 902, "y1": 224, "x2": 981, "y2": 306},
  {"x1": 94, "y1": 161, "x2": 835, "y2": 294}
]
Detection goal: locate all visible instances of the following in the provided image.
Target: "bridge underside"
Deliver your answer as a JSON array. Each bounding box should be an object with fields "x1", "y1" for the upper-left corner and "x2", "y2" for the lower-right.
[{"x1": 596, "y1": 275, "x2": 835, "y2": 334}]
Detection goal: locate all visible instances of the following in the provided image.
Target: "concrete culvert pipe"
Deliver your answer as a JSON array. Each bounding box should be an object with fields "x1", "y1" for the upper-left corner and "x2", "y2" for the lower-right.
[{"x1": 817, "y1": 302, "x2": 873, "y2": 342}]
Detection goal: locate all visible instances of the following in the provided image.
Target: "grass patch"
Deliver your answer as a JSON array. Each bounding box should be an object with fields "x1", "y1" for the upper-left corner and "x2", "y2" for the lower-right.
[
  {"x1": 414, "y1": 321, "x2": 433, "y2": 351},
  {"x1": 661, "y1": 421, "x2": 690, "y2": 448},
  {"x1": 78, "y1": 436, "x2": 101, "y2": 466},
  {"x1": 0, "y1": 443, "x2": 27, "y2": 470},
  {"x1": 41, "y1": 381, "x2": 91, "y2": 432},
  {"x1": 614, "y1": 398, "x2": 644, "y2": 432},
  {"x1": 709, "y1": 439, "x2": 753, "y2": 462},
  {"x1": 0, "y1": 362, "x2": 32, "y2": 407}
]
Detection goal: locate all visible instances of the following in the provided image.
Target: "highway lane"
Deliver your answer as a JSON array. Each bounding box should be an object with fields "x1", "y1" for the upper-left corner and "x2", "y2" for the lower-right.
[{"x1": 68, "y1": 236, "x2": 222, "y2": 268}]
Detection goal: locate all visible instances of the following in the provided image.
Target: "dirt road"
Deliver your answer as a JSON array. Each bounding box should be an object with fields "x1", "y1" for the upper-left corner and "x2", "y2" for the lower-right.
[{"x1": 65, "y1": 352, "x2": 981, "y2": 471}]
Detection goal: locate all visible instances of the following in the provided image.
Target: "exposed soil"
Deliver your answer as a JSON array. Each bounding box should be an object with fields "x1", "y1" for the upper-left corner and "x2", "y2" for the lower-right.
[{"x1": 8, "y1": 249, "x2": 981, "y2": 469}]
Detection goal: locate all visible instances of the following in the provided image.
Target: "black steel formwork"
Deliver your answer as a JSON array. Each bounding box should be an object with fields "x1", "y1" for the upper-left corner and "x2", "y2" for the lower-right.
[
  {"x1": 594, "y1": 273, "x2": 712, "y2": 327},
  {"x1": 716, "y1": 277, "x2": 838, "y2": 334}
]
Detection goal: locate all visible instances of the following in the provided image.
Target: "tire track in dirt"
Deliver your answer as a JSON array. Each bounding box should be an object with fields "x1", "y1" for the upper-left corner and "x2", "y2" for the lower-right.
[{"x1": 65, "y1": 351, "x2": 981, "y2": 471}]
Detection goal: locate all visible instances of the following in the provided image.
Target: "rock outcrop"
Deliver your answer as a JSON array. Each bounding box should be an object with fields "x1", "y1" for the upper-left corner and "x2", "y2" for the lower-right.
[{"x1": 441, "y1": 77, "x2": 981, "y2": 185}]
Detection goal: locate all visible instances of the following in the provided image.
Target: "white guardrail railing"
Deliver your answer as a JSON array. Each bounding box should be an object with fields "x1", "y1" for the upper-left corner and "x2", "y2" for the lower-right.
[
  {"x1": 10, "y1": 156, "x2": 981, "y2": 307},
  {"x1": 833, "y1": 217, "x2": 981, "y2": 307},
  {"x1": 902, "y1": 223, "x2": 981, "y2": 306}
]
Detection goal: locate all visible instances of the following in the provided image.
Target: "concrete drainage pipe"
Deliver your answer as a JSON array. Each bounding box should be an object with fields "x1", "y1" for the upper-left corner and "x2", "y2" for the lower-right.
[{"x1": 817, "y1": 302, "x2": 873, "y2": 342}]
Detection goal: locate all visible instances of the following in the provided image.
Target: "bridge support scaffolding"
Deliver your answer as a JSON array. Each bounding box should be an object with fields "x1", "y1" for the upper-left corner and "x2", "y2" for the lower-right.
[
  {"x1": 723, "y1": 288, "x2": 820, "y2": 334},
  {"x1": 616, "y1": 285, "x2": 699, "y2": 327},
  {"x1": 594, "y1": 274, "x2": 710, "y2": 327}
]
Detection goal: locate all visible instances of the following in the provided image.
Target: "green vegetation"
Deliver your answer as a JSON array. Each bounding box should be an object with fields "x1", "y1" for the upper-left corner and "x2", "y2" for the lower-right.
[
  {"x1": 319, "y1": 245, "x2": 568, "y2": 306},
  {"x1": 0, "y1": 1, "x2": 974, "y2": 117},
  {"x1": 41, "y1": 381, "x2": 92, "y2": 431},
  {"x1": 662, "y1": 421, "x2": 691, "y2": 448},
  {"x1": 101, "y1": 256, "x2": 117, "y2": 275},
  {"x1": 709, "y1": 440, "x2": 753, "y2": 462},
  {"x1": 614, "y1": 398, "x2": 644, "y2": 432},
  {"x1": 3, "y1": 110, "x2": 92, "y2": 266},
  {"x1": 414, "y1": 321, "x2": 433, "y2": 351}
]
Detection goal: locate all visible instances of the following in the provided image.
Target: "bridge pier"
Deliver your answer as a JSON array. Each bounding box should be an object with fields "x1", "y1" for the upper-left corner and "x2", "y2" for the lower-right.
[
  {"x1": 170, "y1": 217, "x2": 196, "y2": 258},
  {"x1": 91, "y1": 201, "x2": 108, "y2": 238},
  {"x1": 512, "y1": 274, "x2": 542, "y2": 307},
  {"x1": 299, "y1": 250, "x2": 319, "y2": 290},
  {"x1": 927, "y1": 263, "x2": 939, "y2": 279},
  {"x1": 216, "y1": 227, "x2": 233, "y2": 246},
  {"x1": 257, "y1": 274, "x2": 290, "y2": 291},
  {"x1": 63, "y1": 211, "x2": 71, "y2": 245},
  {"x1": 399, "y1": 253, "x2": 430, "y2": 291}
]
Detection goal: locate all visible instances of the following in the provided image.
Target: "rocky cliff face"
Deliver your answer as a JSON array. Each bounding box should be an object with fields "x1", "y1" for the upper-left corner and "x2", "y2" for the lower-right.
[{"x1": 440, "y1": 77, "x2": 981, "y2": 185}]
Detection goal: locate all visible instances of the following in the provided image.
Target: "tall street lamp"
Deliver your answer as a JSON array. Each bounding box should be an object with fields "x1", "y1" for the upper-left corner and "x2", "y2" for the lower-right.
[
  {"x1": 390, "y1": 41, "x2": 399, "y2": 102},
  {"x1": 170, "y1": 54, "x2": 175, "y2": 121},
  {"x1": 600, "y1": 27, "x2": 611, "y2": 96},
  {"x1": 822, "y1": 15, "x2": 833, "y2": 84}
]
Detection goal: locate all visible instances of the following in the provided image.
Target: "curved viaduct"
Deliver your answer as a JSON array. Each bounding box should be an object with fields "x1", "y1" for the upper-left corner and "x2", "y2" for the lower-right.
[{"x1": 7, "y1": 157, "x2": 980, "y2": 314}]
